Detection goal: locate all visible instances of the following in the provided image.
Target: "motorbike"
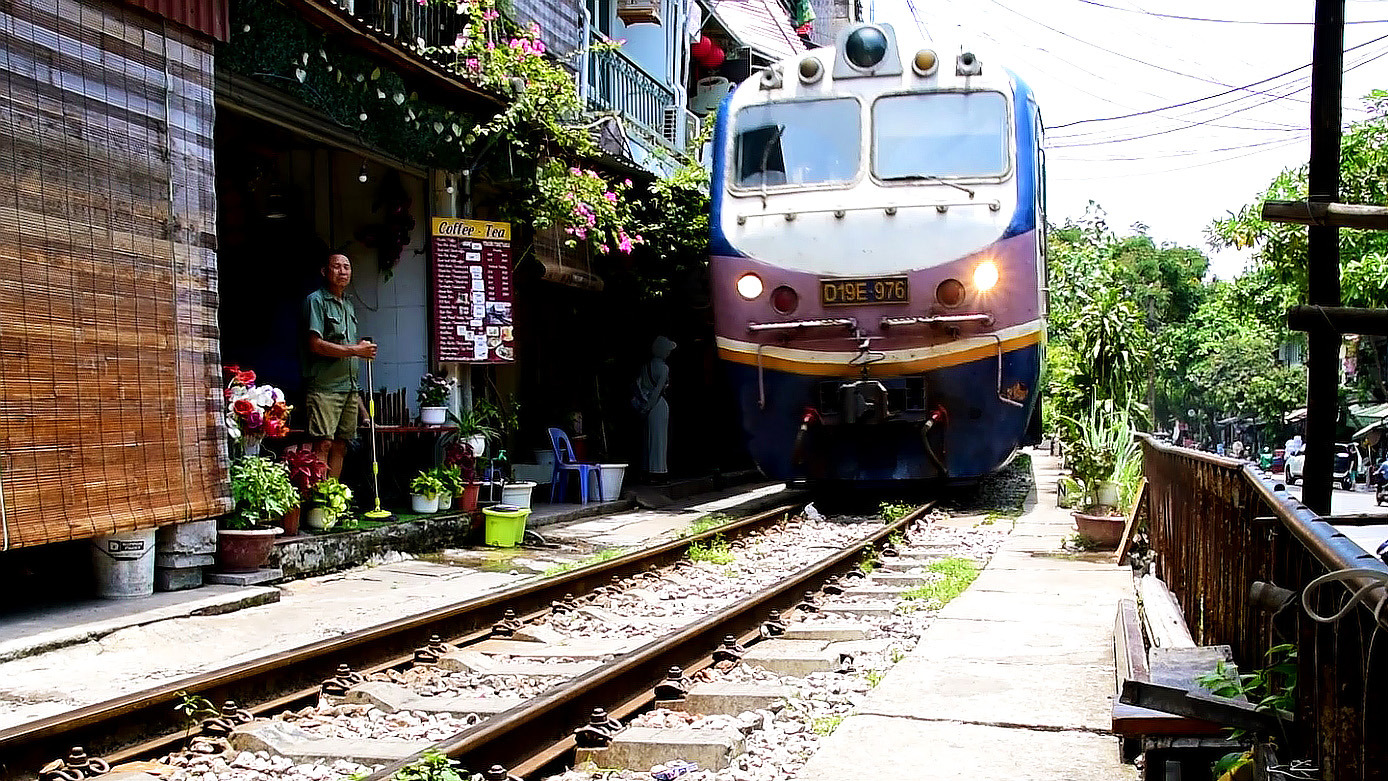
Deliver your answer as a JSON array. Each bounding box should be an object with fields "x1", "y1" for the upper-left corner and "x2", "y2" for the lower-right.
[{"x1": 1378, "y1": 474, "x2": 1388, "y2": 506}]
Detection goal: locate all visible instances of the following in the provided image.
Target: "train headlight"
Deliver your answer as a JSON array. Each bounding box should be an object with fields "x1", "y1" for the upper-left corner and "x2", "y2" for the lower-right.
[
  {"x1": 845, "y1": 26, "x2": 889, "y2": 69},
  {"x1": 973, "y1": 261, "x2": 999, "y2": 292},
  {"x1": 737, "y1": 273, "x2": 764, "y2": 300}
]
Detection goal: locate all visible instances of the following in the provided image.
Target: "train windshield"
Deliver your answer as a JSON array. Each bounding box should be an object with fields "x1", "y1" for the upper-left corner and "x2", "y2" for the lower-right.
[
  {"x1": 733, "y1": 98, "x2": 860, "y2": 188},
  {"x1": 873, "y1": 91, "x2": 1009, "y2": 179}
]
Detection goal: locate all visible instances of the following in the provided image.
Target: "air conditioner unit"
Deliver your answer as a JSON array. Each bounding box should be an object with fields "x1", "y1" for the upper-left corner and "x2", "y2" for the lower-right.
[
  {"x1": 661, "y1": 105, "x2": 680, "y2": 146},
  {"x1": 661, "y1": 106, "x2": 703, "y2": 148}
]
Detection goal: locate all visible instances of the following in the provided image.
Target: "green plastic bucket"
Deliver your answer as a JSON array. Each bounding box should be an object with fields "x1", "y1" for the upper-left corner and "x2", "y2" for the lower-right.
[{"x1": 483, "y1": 504, "x2": 531, "y2": 547}]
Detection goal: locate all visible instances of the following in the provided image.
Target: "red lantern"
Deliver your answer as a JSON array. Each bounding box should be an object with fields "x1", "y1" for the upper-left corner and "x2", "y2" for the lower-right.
[{"x1": 693, "y1": 35, "x2": 724, "y2": 67}]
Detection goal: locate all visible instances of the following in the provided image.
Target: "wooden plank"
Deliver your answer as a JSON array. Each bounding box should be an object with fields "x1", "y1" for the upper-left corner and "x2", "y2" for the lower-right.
[
  {"x1": 1139, "y1": 574, "x2": 1195, "y2": 649},
  {"x1": 1114, "y1": 598, "x2": 1149, "y2": 692},
  {"x1": 1120, "y1": 680, "x2": 1292, "y2": 733},
  {"x1": 1287, "y1": 304, "x2": 1388, "y2": 337},
  {"x1": 1150, "y1": 646, "x2": 1236, "y2": 694},
  {"x1": 1114, "y1": 477, "x2": 1147, "y2": 565},
  {"x1": 1261, "y1": 199, "x2": 1388, "y2": 230}
]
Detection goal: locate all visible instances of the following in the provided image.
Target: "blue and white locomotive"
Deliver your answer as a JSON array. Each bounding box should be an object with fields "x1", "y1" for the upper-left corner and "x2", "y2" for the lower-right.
[{"x1": 709, "y1": 23, "x2": 1046, "y2": 483}]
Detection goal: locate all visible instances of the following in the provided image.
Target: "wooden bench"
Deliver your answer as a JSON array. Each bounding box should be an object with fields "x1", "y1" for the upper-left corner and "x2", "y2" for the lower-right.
[{"x1": 1113, "y1": 577, "x2": 1248, "y2": 777}]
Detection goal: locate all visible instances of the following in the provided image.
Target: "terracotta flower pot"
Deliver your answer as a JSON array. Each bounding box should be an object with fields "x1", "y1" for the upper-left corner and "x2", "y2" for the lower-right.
[
  {"x1": 459, "y1": 483, "x2": 481, "y2": 513},
  {"x1": 1071, "y1": 509, "x2": 1125, "y2": 549},
  {"x1": 217, "y1": 527, "x2": 283, "y2": 572},
  {"x1": 281, "y1": 506, "x2": 301, "y2": 536}
]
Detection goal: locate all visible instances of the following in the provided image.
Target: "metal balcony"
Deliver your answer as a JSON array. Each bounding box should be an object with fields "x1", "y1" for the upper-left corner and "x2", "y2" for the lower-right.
[{"x1": 586, "y1": 34, "x2": 677, "y2": 143}]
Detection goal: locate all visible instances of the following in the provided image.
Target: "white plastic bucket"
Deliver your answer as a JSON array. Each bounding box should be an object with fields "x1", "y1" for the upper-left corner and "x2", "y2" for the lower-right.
[
  {"x1": 91, "y1": 529, "x2": 156, "y2": 599},
  {"x1": 420, "y1": 406, "x2": 447, "y2": 425},
  {"x1": 411, "y1": 494, "x2": 439, "y2": 514},
  {"x1": 501, "y1": 481, "x2": 537, "y2": 508},
  {"x1": 597, "y1": 464, "x2": 627, "y2": 501}
]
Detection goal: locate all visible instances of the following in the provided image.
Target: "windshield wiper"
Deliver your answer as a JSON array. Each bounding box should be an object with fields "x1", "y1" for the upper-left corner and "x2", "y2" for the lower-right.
[
  {"x1": 759, "y1": 124, "x2": 785, "y2": 206},
  {"x1": 885, "y1": 174, "x2": 975, "y2": 199}
]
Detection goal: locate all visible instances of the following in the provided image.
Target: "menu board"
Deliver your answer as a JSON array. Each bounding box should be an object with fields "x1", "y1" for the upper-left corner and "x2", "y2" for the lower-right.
[{"x1": 431, "y1": 218, "x2": 515, "y2": 363}]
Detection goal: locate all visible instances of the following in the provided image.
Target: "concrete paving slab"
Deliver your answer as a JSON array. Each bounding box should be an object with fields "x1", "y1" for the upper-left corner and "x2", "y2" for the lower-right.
[
  {"x1": 839, "y1": 585, "x2": 912, "y2": 599},
  {"x1": 911, "y1": 616, "x2": 1114, "y2": 667},
  {"x1": 205, "y1": 569, "x2": 283, "y2": 586},
  {"x1": 970, "y1": 565, "x2": 1133, "y2": 594},
  {"x1": 859, "y1": 656, "x2": 1116, "y2": 730},
  {"x1": 0, "y1": 586, "x2": 280, "y2": 663},
  {"x1": 575, "y1": 727, "x2": 744, "y2": 772},
  {"x1": 794, "y1": 716, "x2": 1134, "y2": 781},
  {"x1": 942, "y1": 586, "x2": 1126, "y2": 621}
]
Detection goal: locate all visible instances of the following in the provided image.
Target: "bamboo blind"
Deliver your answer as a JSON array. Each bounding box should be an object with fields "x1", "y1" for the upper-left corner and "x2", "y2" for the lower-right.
[{"x1": 0, "y1": 0, "x2": 231, "y2": 549}]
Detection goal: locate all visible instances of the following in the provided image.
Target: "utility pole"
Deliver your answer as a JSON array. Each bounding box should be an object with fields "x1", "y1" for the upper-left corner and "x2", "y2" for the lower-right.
[{"x1": 1301, "y1": 0, "x2": 1344, "y2": 515}]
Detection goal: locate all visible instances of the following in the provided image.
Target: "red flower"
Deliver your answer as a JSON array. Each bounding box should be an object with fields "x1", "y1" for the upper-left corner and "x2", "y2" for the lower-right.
[
  {"x1": 233, "y1": 399, "x2": 255, "y2": 417},
  {"x1": 234, "y1": 370, "x2": 256, "y2": 385}
]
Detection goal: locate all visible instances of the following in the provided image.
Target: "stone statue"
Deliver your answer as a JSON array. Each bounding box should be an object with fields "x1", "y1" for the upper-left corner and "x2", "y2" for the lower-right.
[{"x1": 635, "y1": 336, "x2": 675, "y2": 482}]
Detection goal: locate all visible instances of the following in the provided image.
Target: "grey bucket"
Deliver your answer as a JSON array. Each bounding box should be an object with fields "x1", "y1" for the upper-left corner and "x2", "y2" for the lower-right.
[{"x1": 91, "y1": 529, "x2": 156, "y2": 598}]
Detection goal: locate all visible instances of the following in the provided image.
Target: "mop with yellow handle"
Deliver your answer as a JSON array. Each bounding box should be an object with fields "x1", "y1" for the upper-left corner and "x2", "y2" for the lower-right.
[{"x1": 361, "y1": 338, "x2": 395, "y2": 521}]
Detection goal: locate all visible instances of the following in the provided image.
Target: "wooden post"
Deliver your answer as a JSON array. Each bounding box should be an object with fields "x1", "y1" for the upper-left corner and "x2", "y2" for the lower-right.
[{"x1": 1301, "y1": 0, "x2": 1345, "y2": 516}]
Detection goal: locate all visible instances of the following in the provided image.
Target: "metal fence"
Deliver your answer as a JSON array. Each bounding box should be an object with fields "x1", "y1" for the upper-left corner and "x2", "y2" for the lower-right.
[
  {"x1": 334, "y1": 0, "x2": 466, "y2": 51},
  {"x1": 1142, "y1": 435, "x2": 1388, "y2": 779},
  {"x1": 586, "y1": 38, "x2": 676, "y2": 141}
]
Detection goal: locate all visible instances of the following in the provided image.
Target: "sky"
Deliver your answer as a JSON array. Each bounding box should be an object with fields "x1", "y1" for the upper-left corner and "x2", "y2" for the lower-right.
[{"x1": 871, "y1": 0, "x2": 1388, "y2": 278}]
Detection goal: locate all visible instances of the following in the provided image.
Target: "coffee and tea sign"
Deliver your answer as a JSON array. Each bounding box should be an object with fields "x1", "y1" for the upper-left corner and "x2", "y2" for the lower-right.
[{"x1": 430, "y1": 218, "x2": 514, "y2": 364}]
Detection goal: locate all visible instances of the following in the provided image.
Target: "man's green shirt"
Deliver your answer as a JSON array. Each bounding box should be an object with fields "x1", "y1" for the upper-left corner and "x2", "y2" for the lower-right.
[{"x1": 302, "y1": 287, "x2": 359, "y2": 392}]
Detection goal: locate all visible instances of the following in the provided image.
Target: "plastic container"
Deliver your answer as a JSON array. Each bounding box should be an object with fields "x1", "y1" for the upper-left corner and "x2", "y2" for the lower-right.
[
  {"x1": 91, "y1": 529, "x2": 156, "y2": 598},
  {"x1": 420, "y1": 406, "x2": 447, "y2": 425},
  {"x1": 411, "y1": 494, "x2": 439, "y2": 514},
  {"x1": 597, "y1": 464, "x2": 627, "y2": 501},
  {"x1": 501, "y1": 481, "x2": 537, "y2": 508},
  {"x1": 484, "y1": 504, "x2": 531, "y2": 547}
]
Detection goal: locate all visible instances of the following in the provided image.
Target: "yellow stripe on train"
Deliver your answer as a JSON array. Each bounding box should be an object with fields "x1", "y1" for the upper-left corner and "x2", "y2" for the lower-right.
[{"x1": 715, "y1": 322, "x2": 1044, "y2": 378}]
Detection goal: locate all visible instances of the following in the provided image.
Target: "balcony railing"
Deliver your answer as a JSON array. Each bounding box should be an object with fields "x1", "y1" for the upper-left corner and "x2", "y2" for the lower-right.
[
  {"x1": 334, "y1": 0, "x2": 467, "y2": 52},
  {"x1": 586, "y1": 35, "x2": 676, "y2": 142}
]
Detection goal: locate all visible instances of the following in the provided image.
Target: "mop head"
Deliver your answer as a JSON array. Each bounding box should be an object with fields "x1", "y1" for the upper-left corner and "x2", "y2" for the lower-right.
[{"x1": 363, "y1": 508, "x2": 396, "y2": 521}]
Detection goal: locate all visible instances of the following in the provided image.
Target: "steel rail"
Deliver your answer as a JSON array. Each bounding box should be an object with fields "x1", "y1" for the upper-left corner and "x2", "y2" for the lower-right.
[
  {"x1": 362, "y1": 502, "x2": 936, "y2": 781},
  {"x1": 0, "y1": 501, "x2": 806, "y2": 781}
]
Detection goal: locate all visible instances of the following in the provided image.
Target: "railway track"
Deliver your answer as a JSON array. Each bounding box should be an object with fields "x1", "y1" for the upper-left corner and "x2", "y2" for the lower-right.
[{"x1": 0, "y1": 496, "x2": 1013, "y2": 781}]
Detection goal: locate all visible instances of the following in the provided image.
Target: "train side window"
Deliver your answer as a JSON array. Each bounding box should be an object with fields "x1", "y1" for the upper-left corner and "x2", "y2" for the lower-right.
[{"x1": 732, "y1": 98, "x2": 861, "y2": 188}]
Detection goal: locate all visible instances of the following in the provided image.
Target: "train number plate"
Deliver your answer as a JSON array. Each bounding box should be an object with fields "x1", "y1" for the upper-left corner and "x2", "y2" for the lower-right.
[{"x1": 820, "y1": 276, "x2": 909, "y2": 306}]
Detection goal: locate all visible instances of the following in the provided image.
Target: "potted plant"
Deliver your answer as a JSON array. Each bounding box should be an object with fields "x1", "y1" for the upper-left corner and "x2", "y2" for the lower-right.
[
  {"x1": 306, "y1": 477, "x2": 353, "y2": 531},
  {"x1": 1061, "y1": 402, "x2": 1139, "y2": 548},
  {"x1": 282, "y1": 447, "x2": 328, "y2": 536},
  {"x1": 443, "y1": 441, "x2": 483, "y2": 513},
  {"x1": 417, "y1": 371, "x2": 455, "y2": 425},
  {"x1": 223, "y1": 365, "x2": 291, "y2": 456},
  {"x1": 456, "y1": 407, "x2": 500, "y2": 458},
  {"x1": 221, "y1": 456, "x2": 297, "y2": 572},
  {"x1": 410, "y1": 470, "x2": 444, "y2": 514}
]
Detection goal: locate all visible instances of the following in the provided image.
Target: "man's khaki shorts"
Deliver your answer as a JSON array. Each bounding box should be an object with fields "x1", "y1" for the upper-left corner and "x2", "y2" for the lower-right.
[{"x1": 306, "y1": 390, "x2": 359, "y2": 441}]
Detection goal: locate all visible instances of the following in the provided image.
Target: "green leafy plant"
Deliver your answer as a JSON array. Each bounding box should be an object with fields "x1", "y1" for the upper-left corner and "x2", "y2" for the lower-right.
[
  {"x1": 686, "y1": 535, "x2": 735, "y2": 565},
  {"x1": 901, "y1": 558, "x2": 980, "y2": 608},
  {"x1": 228, "y1": 456, "x2": 299, "y2": 529},
  {"x1": 1061, "y1": 399, "x2": 1139, "y2": 513},
  {"x1": 890, "y1": 648, "x2": 905, "y2": 664},
  {"x1": 679, "y1": 513, "x2": 734, "y2": 537},
  {"x1": 879, "y1": 502, "x2": 914, "y2": 522},
  {"x1": 811, "y1": 715, "x2": 844, "y2": 735},
  {"x1": 435, "y1": 465, "x2": 465, "y2": 496},
  {"x1": 410, "y1": 470, "x2": 445, "y2": 498},
  {"x1": 858, "y1": 544, "x2": 878, "y2": 574},
  {"x1": 864, "y1": 669, "x2": 884, "y2": 687},
  {"x1": 887, "y1": 531, "x2": 905, "y2": 547},
  {"x1": 1194, "y1": 643, "x2": 1298, "y2": 741},
  {"x1": 309, "y1": 477, "x2": 354, "y2": 530},
  {"x1": 1064, "y1": 533, "x2": 1104, "y2": 552},
  {"x1": 541, "y1": 548, "x2": 628, "y2": 577},
  {"x1": 391, "y1": 750, "x2": 466, "y2": 781}
]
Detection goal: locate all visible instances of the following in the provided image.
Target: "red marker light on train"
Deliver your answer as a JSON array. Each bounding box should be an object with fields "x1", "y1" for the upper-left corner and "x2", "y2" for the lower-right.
[
  {"x1": 936, "y1": 279, "x2": 965, "y2": 308},
  {"x1": 771, "y1": 285, "x2": 799, "y2": 314}
]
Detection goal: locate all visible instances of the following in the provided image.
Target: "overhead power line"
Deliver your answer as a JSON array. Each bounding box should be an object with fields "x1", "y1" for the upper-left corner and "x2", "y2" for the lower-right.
[{"x1": 1072, "y1": 0, "x2": 1388, "y2": 25}]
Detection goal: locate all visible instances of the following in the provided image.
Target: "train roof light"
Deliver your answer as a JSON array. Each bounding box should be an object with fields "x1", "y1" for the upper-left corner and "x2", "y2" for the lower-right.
[
  {"x1": 799, "y1": 56, "x2": 824, "y2": 84},
  {"x1": 845, "y1": 26, "x2": 889, "y2": 69},
  {"x1": 912, "y1": 49, "x2": 938, "y2": 76},
  {"x1": 956, "y1": 51, "x2": 983, "y2": 76}
]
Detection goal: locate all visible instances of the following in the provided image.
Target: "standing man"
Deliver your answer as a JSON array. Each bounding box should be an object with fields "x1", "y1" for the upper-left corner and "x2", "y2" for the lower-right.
[{"x1": 303, "y1": 253, "x2": 376, "y2": 479}]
